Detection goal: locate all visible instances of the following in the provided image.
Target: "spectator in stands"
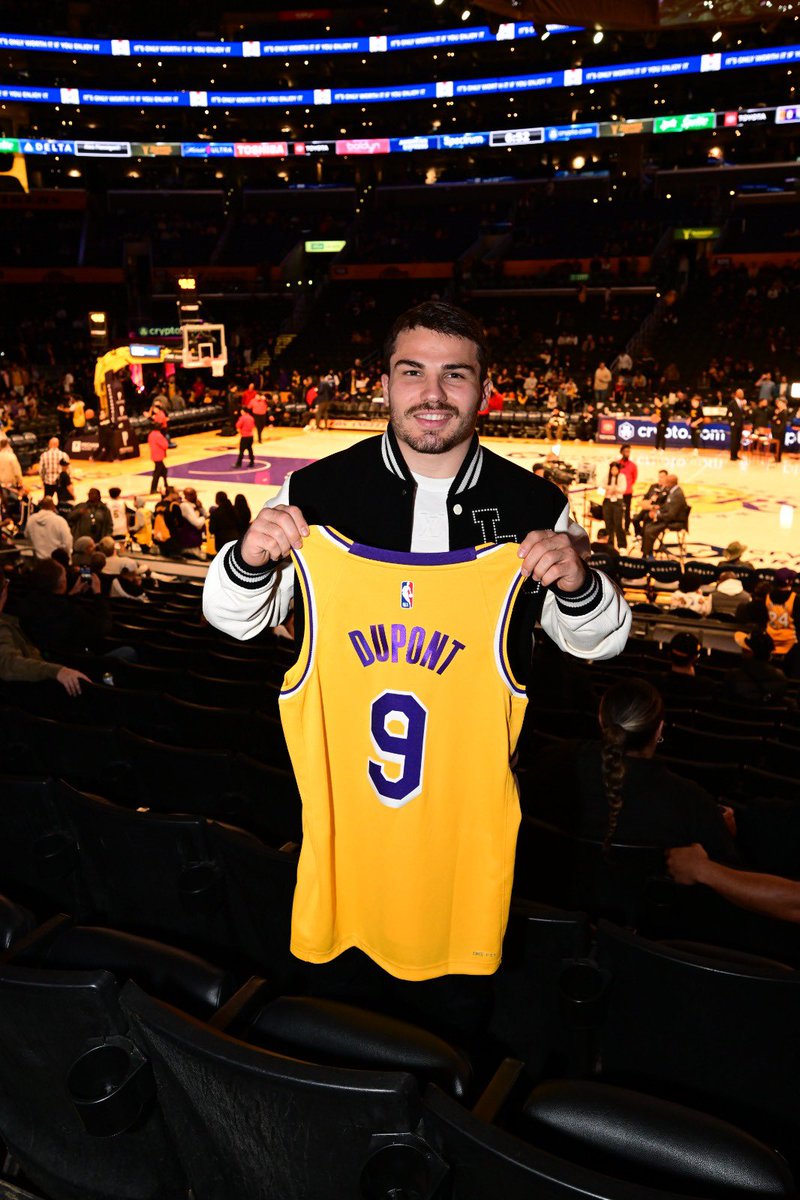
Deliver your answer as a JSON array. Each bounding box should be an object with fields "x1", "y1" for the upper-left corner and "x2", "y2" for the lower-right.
[
  {"x1": 26, "y1": 497, "x2": 72, "y2": 560},
  {"x1": 0, "y1": 437, "x2": 22, "y2": 491},
  {"x1": 0, "y1": 571, "x2": 90, "y2": 694},
  {"x1": 72, "y1": 536, "x2": 95, "y2": 566},
  {"x1": 575, "y1": 402, "x2": 597, "y2": 442},
  {"x1": 641, "y1": 474, "x2": 689, "y2": 557},
  {"x1": 659, "y1": 632, "x2": 713, "y2": 702},
  {"x1": 234, "y1": 406, "x2": 256, "y2": 469},
  {"x1": 614, "y1": 444, "x2": 637, "y2": 532},
  {"x1": 68, "y1": 488, "x2": 113, "y2": 542},
  {"x1": 55, "y1": 464, "x2": 75, "y2": 514},
  {"x1": 233, "y1": 494, "x2": 252, "y2": 537},
  {"x1": 107, "y1": 486, "x2": 129, "y2": 540},
  {"x1": 525, "y1": 678, "x2": 738, "y2": 860},
  {"x1": 751, "y1": 568, "x2": 798, "y2": 678},
  {"x1": 209, "y1": 492, "x2": 239, "y2": 552},
  {"x1": 97, "y1": 536, "x2": 137, "y2": 578},
  {"x1": 667, "y1": 844, "x2": 800, "y2": 924},
  {"x1": 590, "y1": 528, "x2": 619, "y2": 559},
  {"x1": 601, "y1": 462, "x2": 627, "y2": 552},
  {"x1": 719, "y1": 541, "x2": 753, "y2": 570},
  {"x1": 148, "y1": 423, "x2": 169, "y2": 494},
  {"x1": 755, "y1": 370, "x2": 777, "y2": 402},
  {"x1": 177, "y1": 487, "x2": 207, "y2": 555},
  {"x1": 152, "y1": 487, "x2": 183, "y2": 557},
  {"x1": 38, "y1": 437, "x2": 68, "y2": 497},
  {"x1": 710, "y1": 572, "x2": 752, "y2": 619},
  {"x1": 17, "y1": 556, "x2": 112, "y2": 658},
  {"x1": 130, "y1": 497, "x2": 153, "y2": 551},
  {"x1": 729, "y1": 630, "x2": 791, "y2": 706},
  {"x1": 593, "y1": 361, "x2": 612, "y2": 406}
]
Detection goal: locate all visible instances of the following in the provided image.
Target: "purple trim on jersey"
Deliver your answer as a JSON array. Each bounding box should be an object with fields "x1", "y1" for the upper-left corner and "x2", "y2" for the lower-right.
[
  {"x1": 497, "y1": 573, "x2": 527, "y2": 697},
  {"x1": 281, "y1": 548, "x2": 315, "y2": 698},
  {"x1": 347, "y1": 542, "x2": 478, "y2": 567},
  {"x1": 321, "y1": 527, "x2": 353, "y2": 551}
]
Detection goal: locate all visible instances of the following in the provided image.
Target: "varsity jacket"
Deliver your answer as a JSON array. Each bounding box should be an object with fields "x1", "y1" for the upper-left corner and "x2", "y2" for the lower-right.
[{"x1": 202, "y1": 428, "x2": 631, "y2": 662}]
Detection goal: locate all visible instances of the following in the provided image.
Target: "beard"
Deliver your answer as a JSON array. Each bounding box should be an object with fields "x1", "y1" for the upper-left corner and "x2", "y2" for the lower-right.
[{"x1": 389, "y1": 399, "x2": 479, "y2": 456}]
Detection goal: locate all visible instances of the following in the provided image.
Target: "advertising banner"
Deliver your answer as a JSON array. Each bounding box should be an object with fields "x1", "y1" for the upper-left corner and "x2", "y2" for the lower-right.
[{"x1": 596, "y1": 417, "x2": 732, "y2": 449}]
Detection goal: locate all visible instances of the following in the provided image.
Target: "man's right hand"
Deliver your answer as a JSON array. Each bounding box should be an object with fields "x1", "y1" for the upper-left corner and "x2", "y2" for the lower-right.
[{"x1": 239, "y1": 504, "x2": 310, "y2": 568}]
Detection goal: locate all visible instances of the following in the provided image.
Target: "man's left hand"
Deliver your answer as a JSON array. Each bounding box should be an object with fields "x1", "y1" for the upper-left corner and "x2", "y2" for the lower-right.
[{"x1": 517, "y1": 530, "x2": 588, "y2": 592}]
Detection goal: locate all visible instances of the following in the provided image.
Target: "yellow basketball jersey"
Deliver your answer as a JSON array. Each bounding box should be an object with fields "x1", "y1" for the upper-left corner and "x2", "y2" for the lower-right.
[{"x1": 279, "y1": 525, "x2": 528, "y2": 982}]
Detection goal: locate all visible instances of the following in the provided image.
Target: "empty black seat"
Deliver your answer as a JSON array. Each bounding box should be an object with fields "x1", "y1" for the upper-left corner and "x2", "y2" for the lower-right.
[
  {"x1": 524, "y1": 1080, "x2": 795, "y2": 1198},
  {"x1": 121, "y1": 980, "x2": 425, "y2": 1200},
  {"x1": 590, "y1": 921, "x2": 800, "y2": 1159},
  {"x1": 53, "y1": 781, "x2": 236, "y2": 956},
  {"x1": 0, "y1": 775, "x2": 86, "y2": 916},
  {"x1": 0, "y1": 964, "x2": 188, "y2": 1200}
]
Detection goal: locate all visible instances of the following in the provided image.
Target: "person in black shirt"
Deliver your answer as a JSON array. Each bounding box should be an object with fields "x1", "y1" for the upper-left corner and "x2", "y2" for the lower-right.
[{"x1": 525, "y1": 678, "x2": 737, "y2": 862}]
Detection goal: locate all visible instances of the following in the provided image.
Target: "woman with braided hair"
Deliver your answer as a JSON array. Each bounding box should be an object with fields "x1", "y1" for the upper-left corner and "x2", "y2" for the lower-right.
[
  {"x1": 599, "y1": 678, "x2": 663, "y2": 854},
  {"x1": 522, "y1": 678, "x2": 739, "y2": 865}
]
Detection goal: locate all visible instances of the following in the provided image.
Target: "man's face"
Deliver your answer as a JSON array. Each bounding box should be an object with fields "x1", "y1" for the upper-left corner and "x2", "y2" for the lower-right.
[
  {"x1": 620, "y1": 446, "x2": 630, "y2": 459},
  {"x1": 382, "y1": 327, "x2": 489, "y2": 458}
]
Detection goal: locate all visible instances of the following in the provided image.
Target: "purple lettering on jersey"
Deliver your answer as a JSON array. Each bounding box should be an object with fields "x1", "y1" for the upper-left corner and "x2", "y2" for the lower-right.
[
  {"x1": 348, "y1": 624, "x2": 468, "y2": 674},
  {"x1": 436, "y1": 639, "x2": 466, "y2": 675},
  {"x1": 391, "y1": 623, "x2": 407, "y2": 662},
  {"x1": 420, "y1": 630, "x2": 448, "y2": 672},
  {"x1": 370, "y1": 624, "x2": 389, "y2": 662},
  {"x1": 349, "y1": 630, "x2": 374, "y2": 667},
  {"x1": 406, "y1": 626, "x2": 425, "y2": 664}
]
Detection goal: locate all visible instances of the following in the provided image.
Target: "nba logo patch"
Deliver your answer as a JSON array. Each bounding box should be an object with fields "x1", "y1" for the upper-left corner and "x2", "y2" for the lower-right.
[{"x1": 400, "y1": 581, "x2": 414, "y2": 609}]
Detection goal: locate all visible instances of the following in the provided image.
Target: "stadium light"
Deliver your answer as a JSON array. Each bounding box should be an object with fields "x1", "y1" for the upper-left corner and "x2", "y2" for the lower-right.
[
  {"x1": 712, "y1": 29, "x2": 723, "y2": 41},
  {"x1": 593, "y1": 29, "x2": 604, "y2": 44}
]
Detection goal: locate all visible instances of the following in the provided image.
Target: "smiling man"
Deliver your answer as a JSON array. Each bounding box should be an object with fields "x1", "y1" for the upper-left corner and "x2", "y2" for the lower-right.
[
  {"x1": 202, "y1": 301, "x2": 630, "y2": 1029},
  {"x1": 204, "y1": 300, "x2": 630, "y2": 651}
]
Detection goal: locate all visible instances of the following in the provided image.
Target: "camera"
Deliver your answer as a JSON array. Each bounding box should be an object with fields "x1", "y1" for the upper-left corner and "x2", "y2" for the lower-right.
[{"x1": 79, "y1": 565, "x2": 92, "y2": 582}]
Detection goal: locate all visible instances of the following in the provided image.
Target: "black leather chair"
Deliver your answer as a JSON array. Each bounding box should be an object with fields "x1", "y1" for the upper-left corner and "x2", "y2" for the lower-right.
[
  {"x1": 121, "y1": 980, "x2": 431, "y2": 1200},
  {"x1": 653, "y1": 505, "x2": 691, "y2": 563},
  {"x1": 587, "y1": 922, "x2": 800, "y2": 1161},
  {"x1": 0, "y1": 926, "x2": 228, "y2": 1200},
  {"x1": 53, "y1": 781, "x2": 236, "y2": 957},
  {"x1": 683, "y1": 560, "x2": 719, "y2": 588},
  {"x1": 157, "y1": 694, "x2": 253, "y2": 752},
  {"x1": 490, "y1": 899, "x2": 591, "y2": 1076},
  {"x1": 513, "y1": 817, "x2": 675, "y2": 933},
  {"x1": 665, "y1": 725, "x2": 764, "y2": 769},
  {"x1": 0, "y1": 892, "x2": 36, "y2": 951},
  {"x1": 236, "y1": 987, "x2": 472, "y2": 1100},
  {"x1": 116, "y1": 729, "x2": 244, "y2": 819},
  {"x1": 172, "y1": 670, "x2": 279, "y2": 712},
  {"x1": 523, "y1": 1080, "x2": 795, "y2": 1198},
  {"x1": 232, "y1": 752, "x2": 303, "y2": 845},
  {"x1": 0, "y1": 775, "x2": 87, "y2": 916},
  {"x1": 202, "y1": 819, "x2": 298, "y2": 982},
  {"x1": 423, "y1": 1082, "x2": 702, "y2": 1200}
]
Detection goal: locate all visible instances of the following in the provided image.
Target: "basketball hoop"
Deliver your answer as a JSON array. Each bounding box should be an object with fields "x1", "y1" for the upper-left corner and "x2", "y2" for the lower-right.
[{"x1": 181, "y1": 323, "x2": 228, "y2": 376}]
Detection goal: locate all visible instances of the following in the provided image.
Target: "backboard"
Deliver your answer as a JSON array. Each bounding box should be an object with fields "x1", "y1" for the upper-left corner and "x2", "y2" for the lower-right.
[{"x1": 181, "y1": 323, "x2": 228, "y2": 377}]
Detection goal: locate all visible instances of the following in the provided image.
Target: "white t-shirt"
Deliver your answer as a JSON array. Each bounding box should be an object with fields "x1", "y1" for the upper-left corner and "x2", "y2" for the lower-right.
[
  {"x1": 410, "y1": 472, "x2": 455, "y2": 553},
  {"x1": 107, "y1": 498, "x2": 129, "y2": 538}
]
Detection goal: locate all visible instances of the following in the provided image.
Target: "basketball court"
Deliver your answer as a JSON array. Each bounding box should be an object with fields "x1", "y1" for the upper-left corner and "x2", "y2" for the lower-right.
[{"x1": 55, "y1": 426, "x2": 800, "y2": 570}]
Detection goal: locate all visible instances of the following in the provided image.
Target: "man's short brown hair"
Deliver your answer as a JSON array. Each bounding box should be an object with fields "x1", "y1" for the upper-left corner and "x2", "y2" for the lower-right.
[{"x1": 383, "y1": 301, "x2": 490, "y2": 382}]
